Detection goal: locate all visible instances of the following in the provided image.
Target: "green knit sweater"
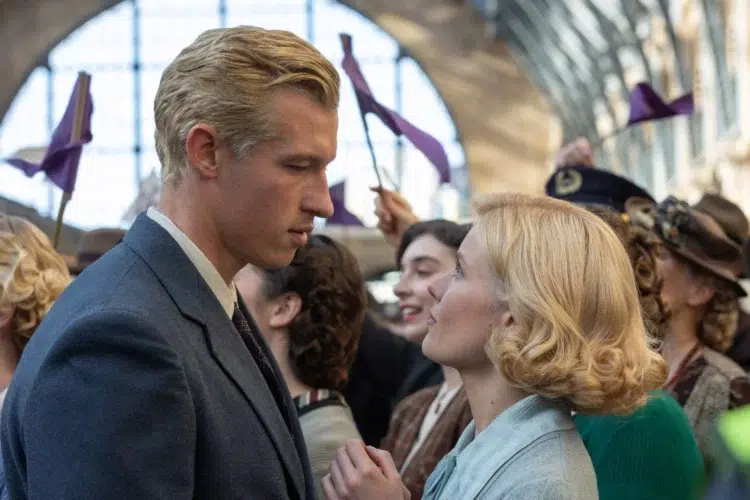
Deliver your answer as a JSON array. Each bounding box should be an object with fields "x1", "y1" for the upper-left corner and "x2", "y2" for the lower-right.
[{"x1": 574, "y1": 391, "x2": 705, "y2": 500}]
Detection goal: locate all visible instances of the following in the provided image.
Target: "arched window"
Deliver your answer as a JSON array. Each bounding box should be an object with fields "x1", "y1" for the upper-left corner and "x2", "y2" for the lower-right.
[{"x1": 0, "y1": 0, "x2": 465, "y2": 229}]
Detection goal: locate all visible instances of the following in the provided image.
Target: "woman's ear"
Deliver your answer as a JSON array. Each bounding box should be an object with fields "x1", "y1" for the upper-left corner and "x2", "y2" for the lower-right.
[
  {"x1": 500, "y1": 309, "x2": 515, "y2": 330},
  {"x1": 686, "y1": 280, "x2": 716, "y2": 308},
  {"x1": 268, "y1": 293, "x2": 303, "y2": 329}
]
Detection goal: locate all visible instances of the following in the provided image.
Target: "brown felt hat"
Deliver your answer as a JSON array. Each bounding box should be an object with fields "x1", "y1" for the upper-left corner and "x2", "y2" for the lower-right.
[
  {"x1": 69, "y1": 227, "x2": 126, "y2": 275},
  {"x1": 693, "y1": 193, "x2": 749, "y2": 246},
  {"x1": 626, "y1": 196, "x2": 746, "y2": 297}
]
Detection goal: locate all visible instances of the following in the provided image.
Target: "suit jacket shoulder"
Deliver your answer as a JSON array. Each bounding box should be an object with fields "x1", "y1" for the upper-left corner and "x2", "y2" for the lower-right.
[{"x1": 1, "y1": 214, "x2": 312, "y2": 500}]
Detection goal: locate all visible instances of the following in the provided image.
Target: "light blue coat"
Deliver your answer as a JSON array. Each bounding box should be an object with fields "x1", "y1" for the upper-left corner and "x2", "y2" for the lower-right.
[{"x1": 423, "y1": 395, "x2": 598, "y2": 499}]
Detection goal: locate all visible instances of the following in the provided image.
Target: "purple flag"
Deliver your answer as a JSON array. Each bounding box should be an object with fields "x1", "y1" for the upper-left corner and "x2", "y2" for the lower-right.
[
  {"x1": 328, "y1": 181, "x2": 363, "y2": 226},
  {"x1": 5, "y1": 72, "x2": 93, "y2": 194},
  {"x1": 340, "y1": 34, "x2": 451, "y2": 184},
  {"x1": 626, "y1": 82, "x2": 694, "y2": 127}
]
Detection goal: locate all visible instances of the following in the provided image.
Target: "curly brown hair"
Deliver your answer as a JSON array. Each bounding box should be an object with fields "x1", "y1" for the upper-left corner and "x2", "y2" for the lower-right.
[
  {"x1": 683, "y1": 263, "x2": 739, "y2": 352},
  {"x1": 583, "y1": 204, "x2": 669, "y2": 334},
  {"x1": 260, "y1": 234, "x2": 366, "y2": 392}
]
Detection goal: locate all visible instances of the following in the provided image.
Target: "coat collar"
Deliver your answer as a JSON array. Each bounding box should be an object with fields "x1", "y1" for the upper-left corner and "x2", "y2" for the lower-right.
[
  {"x1": 427, "y1": 395, "x2": 574, "y2": 499},
  {"x1": 122, "y1": 214, "x2": 306, "y2": 498}
]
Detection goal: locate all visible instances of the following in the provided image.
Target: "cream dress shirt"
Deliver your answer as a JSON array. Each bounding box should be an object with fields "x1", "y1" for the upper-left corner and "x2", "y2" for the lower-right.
[{"x1": 147, "y1": 207, "x2": 236, "y2": 317}]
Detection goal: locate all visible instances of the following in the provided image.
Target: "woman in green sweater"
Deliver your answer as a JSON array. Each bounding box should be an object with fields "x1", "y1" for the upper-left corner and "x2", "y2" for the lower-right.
[
  {"x1": 574, "y1": 199, "x2": 705, "y2": 499},
  {"x1": 545, "y1": 143, "x2": 705, "y2": 499}
]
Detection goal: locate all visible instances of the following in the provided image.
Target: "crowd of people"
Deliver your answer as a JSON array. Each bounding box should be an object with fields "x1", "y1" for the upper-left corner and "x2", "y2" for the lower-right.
[{"x1": 1, "y1": 24, "x2": 749, "y2": 500}]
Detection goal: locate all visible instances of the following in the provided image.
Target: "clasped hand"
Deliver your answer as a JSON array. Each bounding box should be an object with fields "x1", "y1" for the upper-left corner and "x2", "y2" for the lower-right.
[{"x1": 322, "y1": 440, "x2": 410, "y2": 500}]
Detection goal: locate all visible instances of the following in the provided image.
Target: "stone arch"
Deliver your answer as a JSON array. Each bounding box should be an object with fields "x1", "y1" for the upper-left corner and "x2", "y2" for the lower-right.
[{"x1": 0, "y1": 0, "x2": 556, "y2": 196}]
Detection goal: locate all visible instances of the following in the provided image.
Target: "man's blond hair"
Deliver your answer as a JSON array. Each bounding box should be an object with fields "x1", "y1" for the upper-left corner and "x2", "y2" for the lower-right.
[{"x1": 154, "y1": 26, "x2": 340, "y2": 184}]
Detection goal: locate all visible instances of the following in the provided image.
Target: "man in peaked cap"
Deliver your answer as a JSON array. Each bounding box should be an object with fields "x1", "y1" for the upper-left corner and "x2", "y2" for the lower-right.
[
  {"x1": 545, "y1": 137, "x2": 655, "y2": 213},
  {"x1": 546, "y1": 139, "x2": 705, "y2": 500},
  {"x1": 693, "y1": 193, "x2": 750, "y2": 372}
]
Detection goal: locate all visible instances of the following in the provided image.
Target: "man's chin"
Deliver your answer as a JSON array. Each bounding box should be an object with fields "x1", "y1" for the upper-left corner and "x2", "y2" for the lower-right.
[{"x1": 240, "y1": 249, "x2": 293, "y2": 271}]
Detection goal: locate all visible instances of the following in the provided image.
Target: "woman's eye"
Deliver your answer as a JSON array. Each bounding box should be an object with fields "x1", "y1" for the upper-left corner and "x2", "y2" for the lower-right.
[{"x1": 416, "y1": 269, "x2": 434, "y2": 278}]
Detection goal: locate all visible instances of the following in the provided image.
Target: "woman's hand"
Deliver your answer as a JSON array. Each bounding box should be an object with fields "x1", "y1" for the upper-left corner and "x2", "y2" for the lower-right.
[
  {"x1": 322, "y1": 440, "x2": 410, "y2": 500},
  {"x1": 371, "y1": 187, "x2": 419, "y2": 249}
]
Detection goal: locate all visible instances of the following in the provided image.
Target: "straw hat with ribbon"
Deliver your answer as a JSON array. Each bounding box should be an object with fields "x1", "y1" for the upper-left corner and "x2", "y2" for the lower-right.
[{"x1": 626, "y1": 196, "x2": 746, "y2": 297}]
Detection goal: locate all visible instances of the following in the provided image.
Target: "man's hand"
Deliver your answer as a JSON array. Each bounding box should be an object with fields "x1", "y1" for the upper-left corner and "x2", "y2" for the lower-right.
[
  {"x1": 322, "y1": 441, "x2": 410, "y2": 500},
  {"x1": 371, "y1": 187, "x2": 419, "y2": 248},
  {"x1": 555, "y1": 137, "x2": 595, "y2": 168}
]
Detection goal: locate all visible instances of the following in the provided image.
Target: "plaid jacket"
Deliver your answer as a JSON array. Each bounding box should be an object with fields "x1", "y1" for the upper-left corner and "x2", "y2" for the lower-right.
[{"x1": 381, "y1": 385, "x2": 472, "y2": 500}]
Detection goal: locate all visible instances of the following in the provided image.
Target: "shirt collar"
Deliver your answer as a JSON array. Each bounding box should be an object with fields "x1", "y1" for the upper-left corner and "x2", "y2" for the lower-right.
[{"x1": 147, "y1": 207, "x2": 236, "y2": 317}]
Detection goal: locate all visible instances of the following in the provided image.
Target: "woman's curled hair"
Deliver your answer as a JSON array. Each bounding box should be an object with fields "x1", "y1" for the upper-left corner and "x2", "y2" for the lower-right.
[
  {"x1": 584, "y1": 203, "x2": 669, "y2": 333},
  {"x1": 475, "y1": 194, "x2": 668, "y2": 416},
  {"x1": 260, "y1": 234, "x2": 366, "y2": 392},
  {"x1": 0, "y1": 215, "x2": 71, "y2": 351},
  {"x1": 683, "y1": 263, "x2": 739, "y2": 353}
]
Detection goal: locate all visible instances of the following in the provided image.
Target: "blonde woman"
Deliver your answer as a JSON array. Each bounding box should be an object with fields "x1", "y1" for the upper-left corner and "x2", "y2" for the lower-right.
[
  {"x1": 323, "y1": 193, "x2": 667, "y2": 500},
  {"x1": 0, "y1": 215, "x2": 70, "y2": 500},
  {"x1": 0, "y1": 214, "x2": 70, "y2": 404}
]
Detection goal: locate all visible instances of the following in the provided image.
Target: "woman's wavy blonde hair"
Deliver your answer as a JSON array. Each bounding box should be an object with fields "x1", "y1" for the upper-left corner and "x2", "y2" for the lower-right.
[
  {"x1": 0, "y1": 215, "x2": 70, "y2": 351},
  {"x1": 476, "y1": 193, "x2": 668, "y2": 416}
]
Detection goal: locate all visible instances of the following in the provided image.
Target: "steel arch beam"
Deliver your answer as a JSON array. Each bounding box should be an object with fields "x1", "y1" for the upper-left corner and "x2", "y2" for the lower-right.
[
  {"x1": 504, "y1": 2, "x2": 600, "y2": 138},
  {"x1": 501, "y1": 18, "x2": 597, "y2": 140}
]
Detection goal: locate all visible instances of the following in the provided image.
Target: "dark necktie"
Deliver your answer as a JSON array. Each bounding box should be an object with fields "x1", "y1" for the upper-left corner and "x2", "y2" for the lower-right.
[{"x1": 231, "y1": 304, "x2": 290, "y2": 426}]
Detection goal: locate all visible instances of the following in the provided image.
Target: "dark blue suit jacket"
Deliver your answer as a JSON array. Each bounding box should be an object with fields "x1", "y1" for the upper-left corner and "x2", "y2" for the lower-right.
[{"x1": 0, "y1": 214, "x2": 316, "y2": 499}]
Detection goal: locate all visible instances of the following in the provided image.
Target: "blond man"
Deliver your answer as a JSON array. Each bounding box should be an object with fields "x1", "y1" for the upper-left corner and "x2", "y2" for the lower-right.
[{"x1": 1, "y1": 26, "x2": 338, "y2": 500}]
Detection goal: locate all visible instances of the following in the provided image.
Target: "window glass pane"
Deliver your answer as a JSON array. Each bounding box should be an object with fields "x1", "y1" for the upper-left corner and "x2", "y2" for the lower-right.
[
  {"x1": 314, "y1": 2, "x2": 398, "y2": 60},
  {"x1": 0, "y1": 68, "x2": 57, "y2": 213},
  {"x1": 50, "y1": 3, "x2": 133, "y2": 67},
  {"x1": 227, "y1": 9, "x2": 307, "y2": 37},
  {"x1": 1, "y1": 0, "x2": 464, "y2": 228},
  {"x1": 139, "y1": 1, "x2": 219, "y2": 65},
  {"x1": 139, "y1": 69, "x2": 164, "y2": 155},
  {"x1": 61, "y1": 152, "x2": 136, "y2": 229}
]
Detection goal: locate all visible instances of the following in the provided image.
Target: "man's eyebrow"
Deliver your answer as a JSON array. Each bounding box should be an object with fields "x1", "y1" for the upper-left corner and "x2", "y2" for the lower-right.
[{"x1": 279, "y1": 154, "x2": 321, "y2": 164}]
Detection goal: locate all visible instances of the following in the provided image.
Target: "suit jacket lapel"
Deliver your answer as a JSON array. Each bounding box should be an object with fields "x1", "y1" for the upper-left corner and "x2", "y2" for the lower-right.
[
  {"x1": 235, "y1": 296, "x2": 315, "y2": 499},
  {"x1": 123, "y1": 215, "x2": 306, "y2": 499}
]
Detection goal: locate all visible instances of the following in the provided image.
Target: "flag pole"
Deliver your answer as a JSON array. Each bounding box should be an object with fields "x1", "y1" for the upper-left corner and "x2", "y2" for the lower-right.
[
  {"x1": 379, "y1": 165, "x2": 401, "y2": 192},
  {"x1": 53, "y1": 72, "x2": 90, "y2": 249},
  {"x1": 358, "y1": 112, "x2": 384, "y2": 190}
]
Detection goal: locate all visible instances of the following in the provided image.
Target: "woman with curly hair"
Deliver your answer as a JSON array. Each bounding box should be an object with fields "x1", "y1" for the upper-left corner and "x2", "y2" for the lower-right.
[
  {"x1": 235, "y1": 234, "x2": 366, "y2": 500},
  {"x1": 0, "y1": 214, "x2": 70, "y2": 500},
  {"x1": 0, "y1": 214, "x2": 70, "y2": 405},
  {"x1": 573, "y1": 204, "x2": 704, "y2": 500},
  {"x1": 628, "y1": 195, "x2": 750, "y2": 456},
  {"x1": 324, "y1": 193, "x2": 667, "y2": 500},
  {"x1": 546, "y1": 141, "x2": 704, "y2": 498}
]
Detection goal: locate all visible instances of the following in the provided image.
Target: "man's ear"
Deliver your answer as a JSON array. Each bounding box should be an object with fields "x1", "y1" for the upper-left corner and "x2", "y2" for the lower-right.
[
  {"x1": 185, "y1": 123, "x2": 221, "y2": 179},
  {"x1": 268, "y1": 293, "x2": 303, "y2": 329}
]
